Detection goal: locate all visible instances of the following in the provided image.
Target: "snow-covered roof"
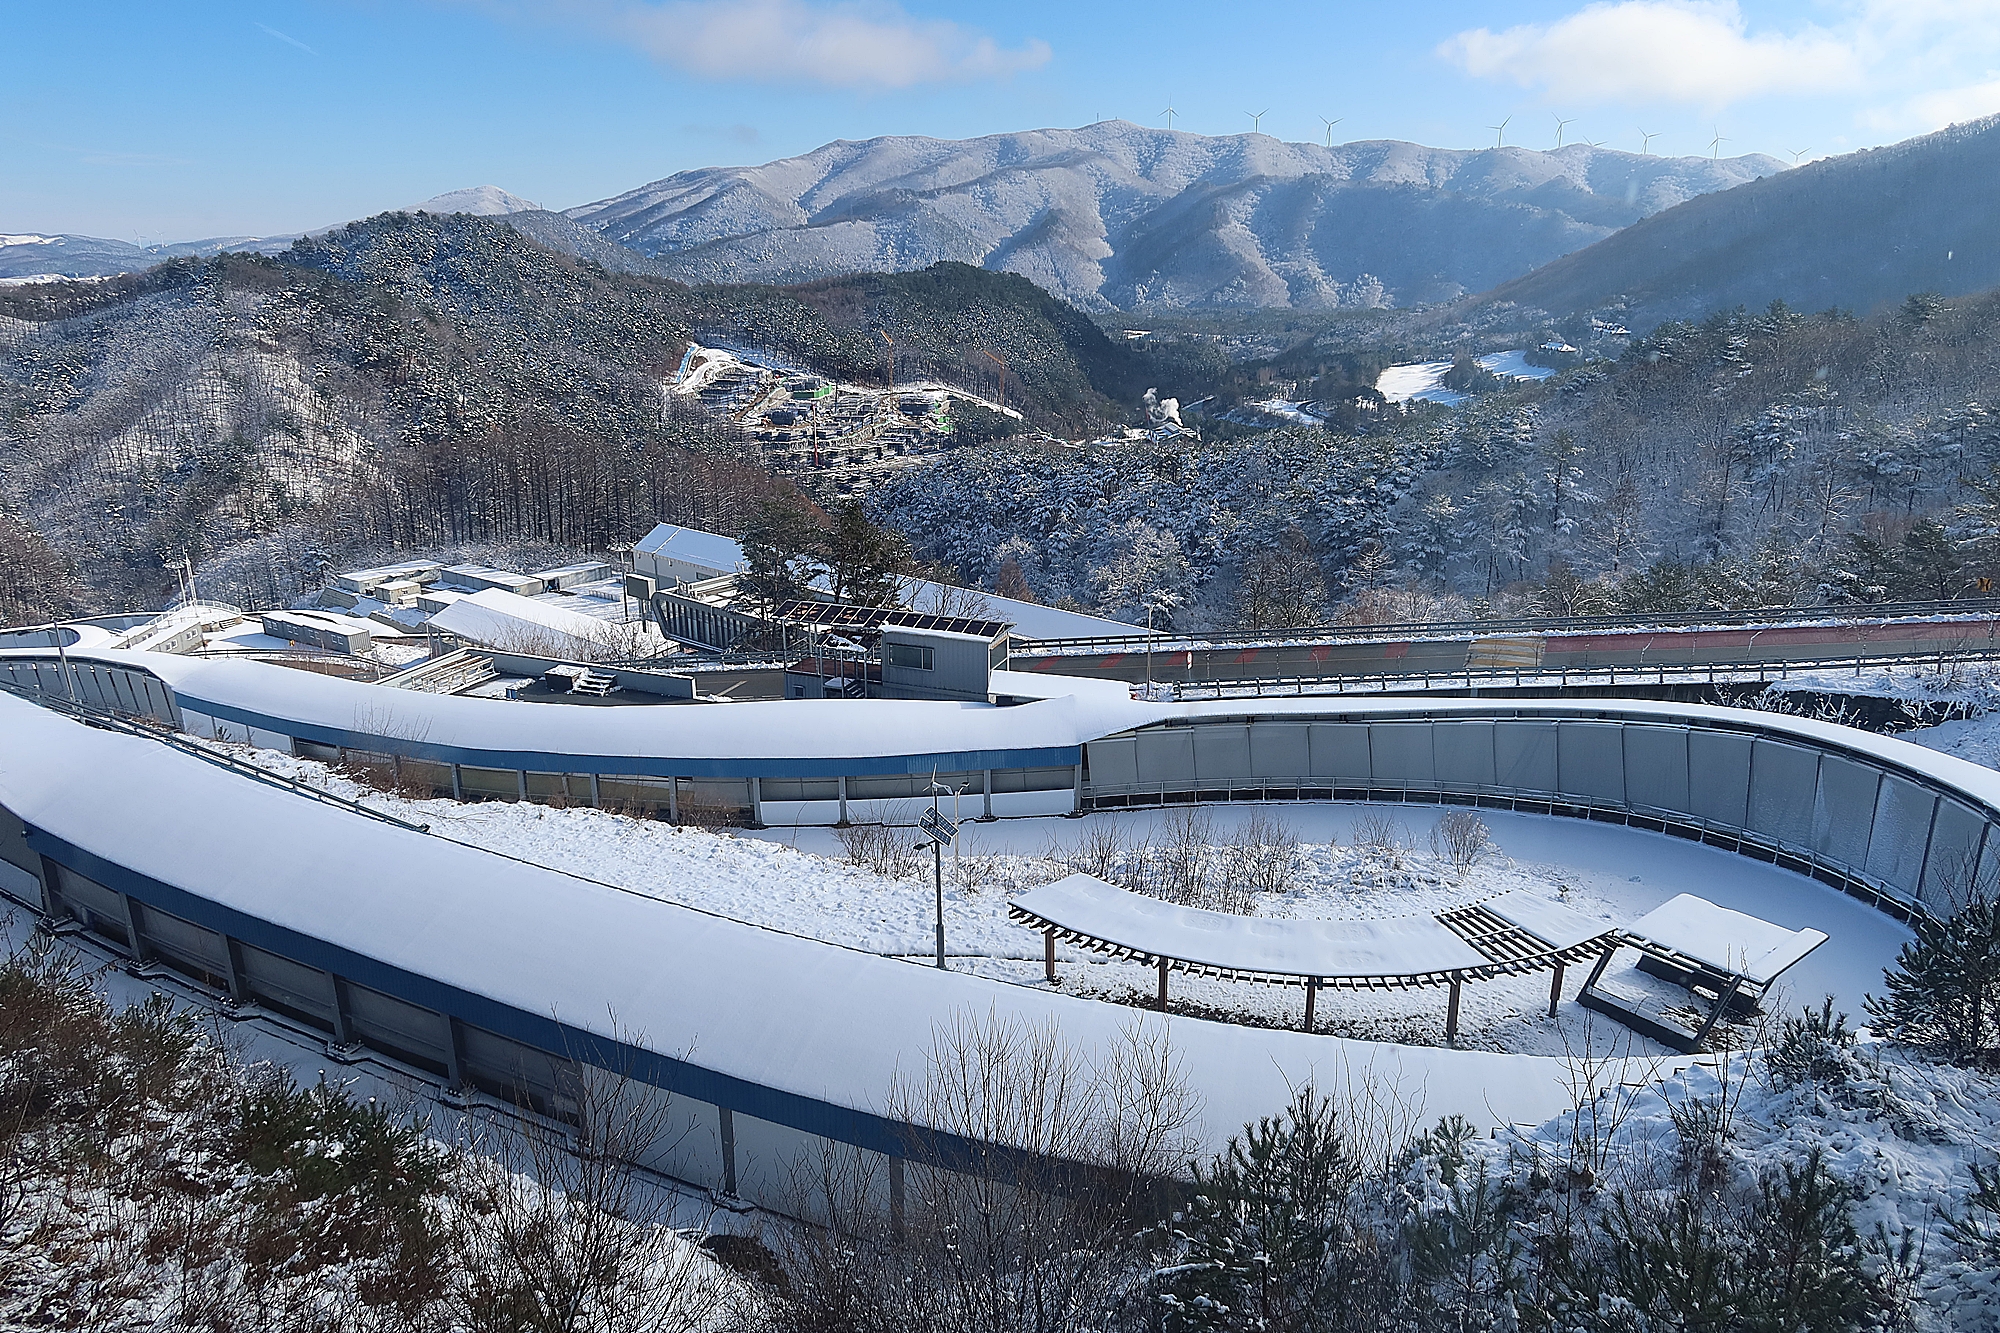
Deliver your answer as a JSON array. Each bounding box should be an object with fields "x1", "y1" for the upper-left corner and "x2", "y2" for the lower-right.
[
  {"x1": 428, "y1": 588, "x2": 634, "y2": 659},
  {"x1": 27, "y1": 648, "x2": 1150, "y2": 776},
  {"x1": 1483, "y1": 890, "x2": 1614, "y2": 953},
  {"x1": 0, "y1": 693, "x2": 1687, "y2": 1142},
  {"x1": 1623, "y1": 893, "x2": 1829, "y2": 986},
  {"x1": 15, "y1": 642, "x2": 2000, "y2": 813},
  {"x1": 1014, "y1": 874, "x2": 1491, "y2": 978},
  {"x1": 904, "y1": 579, "x2": 1140, "y2": 639},
  {"x1": 634, "y1": 524, "x2": 746, "y2": 573}
]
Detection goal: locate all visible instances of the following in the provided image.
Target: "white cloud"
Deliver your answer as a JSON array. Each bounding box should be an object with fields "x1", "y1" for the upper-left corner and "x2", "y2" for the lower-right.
[
  {"x1": 1440, "y1": 1, "x2": 1859, "y2": 107},
  {"x1": 1893, "y1": 77, "x2": 2000, "y2": 130},
  {"x1": 485, "y1": 0, "x2": 1049, "y2": 89}
]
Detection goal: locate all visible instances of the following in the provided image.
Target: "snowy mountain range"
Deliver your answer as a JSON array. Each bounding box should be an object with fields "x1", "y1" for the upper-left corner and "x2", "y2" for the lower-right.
[
  {"x1": 0, "y1": 187, "x2": 541, "y2": 282},
  {"x1": 561, "y1": 122, "x2": 1783, "y2": 311}
]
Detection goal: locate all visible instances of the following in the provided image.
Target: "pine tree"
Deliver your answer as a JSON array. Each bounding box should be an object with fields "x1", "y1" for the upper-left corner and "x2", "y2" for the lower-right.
[
  {"x1": 823, "y1": 500, "x2": 910, "y2": 608},
  {"x1": 1159, "y1": 1089, "x2": 1390, "y2": 1333},
  {"x1": 1867, "y1": 891, "x2": 2000, "y2": 1065},
  {"x1": 738, "y1": 496, "x2": 825, "y2": 611}
]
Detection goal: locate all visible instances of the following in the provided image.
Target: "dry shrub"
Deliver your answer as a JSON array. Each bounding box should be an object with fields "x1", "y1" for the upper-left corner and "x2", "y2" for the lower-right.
[
  {"x1": 1233, "y1": 811, "x2": 1303, "y2": 900},
  {"x1": 765, "y1": 1010, "x2": 1195, "y2": 1333},
  {"x1": 1350, "y1": 810, "x2": 1410, "y2": 851},
  {"x1": 1430, "y1": 810, "x2": 1491, "y2": 877},
  {"x1": 835, "y1": 821, "x2": 921, "y2": 879}
]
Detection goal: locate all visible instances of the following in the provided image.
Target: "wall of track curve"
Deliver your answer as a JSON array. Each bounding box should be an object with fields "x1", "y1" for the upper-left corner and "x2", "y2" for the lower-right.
[{"x1": 5, "y1": 641, "x2": 2000, "y2": 1215}]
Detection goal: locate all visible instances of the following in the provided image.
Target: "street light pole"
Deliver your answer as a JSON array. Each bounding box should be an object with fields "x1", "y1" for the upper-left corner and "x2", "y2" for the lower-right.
[{"x1": 932, "y1": 776, "x2": 946, "y2": 968}]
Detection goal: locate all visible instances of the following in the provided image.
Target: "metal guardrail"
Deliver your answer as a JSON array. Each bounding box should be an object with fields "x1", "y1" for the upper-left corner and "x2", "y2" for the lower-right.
[
  {"x1": 1013, "y1": 596, "x2": 2000, "y2": 653},
  {"x1": 1153, "y1": 647, "x2": 2000, "y2": 701}
]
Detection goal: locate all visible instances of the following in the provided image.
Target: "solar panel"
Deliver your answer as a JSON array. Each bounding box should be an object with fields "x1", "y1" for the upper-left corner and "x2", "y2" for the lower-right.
[{"x1": 770, "y1": 599, "x2": 1011, "y2": 640}]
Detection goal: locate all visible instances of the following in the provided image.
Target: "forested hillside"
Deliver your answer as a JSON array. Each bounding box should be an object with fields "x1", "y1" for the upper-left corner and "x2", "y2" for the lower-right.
[
  {"x1": 0, "y1": 213, "x2": 1178, "y2": 618},
  {"x1": 1473, "y1": 115, "x2": 2000, "y2": 334},
  {"x1": 873, "y1": 290, "x2": 2000, "y2": 629}
]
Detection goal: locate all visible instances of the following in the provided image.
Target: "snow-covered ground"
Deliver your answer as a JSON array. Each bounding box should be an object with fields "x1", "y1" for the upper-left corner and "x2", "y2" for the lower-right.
[
  {"x1": 1772, "y1": 660, "x2": 2000, "y2": 768},
  {"x1": 203, "y1": 744, "x2": 1908, "y2": 1059},
  {"x1": 1473, "y1": 349, "x2": 1557, "y2": 382},
  {"x1": 1375, "y1": 350, "x2": 1553, "y2": 406},
  {"x1": 1375, "y1": 360, "x2": 1464, "y2": 406}
]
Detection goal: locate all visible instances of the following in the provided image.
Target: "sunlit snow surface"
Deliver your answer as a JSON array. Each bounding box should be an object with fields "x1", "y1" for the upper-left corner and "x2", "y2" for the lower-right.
[
  {"x1": 206, "y1": 743, "x2": 1907, "y2": 1059},
  {"x1": 1375, "y1": 350, "x2": 1556, "y2": 406}
]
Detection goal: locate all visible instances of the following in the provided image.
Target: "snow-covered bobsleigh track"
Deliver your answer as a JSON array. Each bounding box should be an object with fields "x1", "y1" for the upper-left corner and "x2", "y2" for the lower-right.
[{"x1": 2, "y1": 645, "x2": 1996, "y2": 1217}]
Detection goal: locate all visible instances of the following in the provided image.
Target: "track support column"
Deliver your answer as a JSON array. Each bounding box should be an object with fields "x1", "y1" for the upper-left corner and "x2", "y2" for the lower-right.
[
  {"x1": 1445, "y1": 973, "x2": 1463, "y2": 1044},
  {"x1": 1157, "y1": 958, "x2": 1169, "y2": 1011},
  {"x1": 1304, "y1": 977, "x2": 1318, "y2": 1033},
  {"x1": 1548, "y1": 962, "x2": 1566, "y2": 1018},
  {"x1": 1044, "y1": 929, "x2": 1056, "y2": 983}
]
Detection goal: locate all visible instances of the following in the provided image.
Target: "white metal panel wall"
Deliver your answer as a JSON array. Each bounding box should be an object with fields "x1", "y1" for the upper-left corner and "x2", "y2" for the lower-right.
[
  {"x1": 1922, "y1": 799, "x2": 1988, "y2": 910},
  {"x1": 1865, "y1": 777, "x2": 1936, "y2": 894},
  {"x1": 1368, "y1": 723, "x2": 1434, "y2": 788},
  {"x1": 1812, "y1": 756, "x2": 1880, "y2": 869},
  {"x1": 344, "y1": 980, "x2": 452, "y2": 1067},
  {"x1": 1688, "y1": 730, "x2": 1752, "y2": 828},
  {"x1": 238, "y1": 942, "x2": 337, "y2": 1026},
  {"x1": 135, "y1": 903, "x2": 229, "y2": 976},
  {"x1": 1193, "y1": 724, "x2": 1253, "y2": 782},
  {"x1": 730, "y1": 1111, "x2": 891, "y2": 1224},
  {"x1": 1434, "y1": 721, "x2": 1495, "y2": 790},
  {"x1": 1086, "y1": 736, "x2": 1139, "y2": 789},
  {"x1": 1493, "y1": 721, "x2": 1558, "y2": 795},
  {"x1": 1623, "y1": 725, "x2": 1690, "y2": 814},
  {"x1": 1248, "y1": 723, "x2": 1310, "y2": 781},
  {"x1": 1748, "y1": 740, "x2": 1820, "y2": 848},
  {"x1": 1135, "y1": 728, "x2": 1197, "y2": 787},
  {"x1": 1557, "y1": 722, "x2": 1625, "y2": 803},
  {"x1": 1309, "y1": 723, "x2": 1370, "y2": 782}
]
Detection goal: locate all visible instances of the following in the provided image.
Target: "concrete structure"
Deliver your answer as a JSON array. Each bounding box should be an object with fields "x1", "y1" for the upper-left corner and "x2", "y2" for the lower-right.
[
  {"x1": 0, "y1": 640, "x2": 1994, "y2": 924},
  {"x1": 7, "y1": 617, "x2": 1997, "y2": 1219}
]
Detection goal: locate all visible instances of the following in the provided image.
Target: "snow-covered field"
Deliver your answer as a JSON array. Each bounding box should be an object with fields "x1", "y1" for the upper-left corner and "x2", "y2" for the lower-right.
[
  {"x1": 1375, "y1": 350, "x2": 1554, "y2": 405},
  {"x1": 205, "y1": 744, "x2": 1909, "y2": 1059}
]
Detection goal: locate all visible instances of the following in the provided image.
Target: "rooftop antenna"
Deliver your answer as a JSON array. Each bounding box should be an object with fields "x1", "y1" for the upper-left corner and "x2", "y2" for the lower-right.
[
  {"x1": 1246, "y1": 108, "x2": 1269, "y2": 134},
  {"x1": 1320, "y1": 115, "x2": 1343, "y2": 147},
  {"x1": 1639, "y1": 127, "x2": 1658, "y2": 154},
  {"x1": 1162, "y1": 98, "x2": 1177, "y2": 130},
  {"x1": 1553, "y1": 113, "x2": 1575, "y2": 147},
  {"x1": 1488, "y1": 116, "x2": 1511, "y2": 148},
  {"x1": 1709, "y1": 126, "x2": 1728, "y2": 160}
]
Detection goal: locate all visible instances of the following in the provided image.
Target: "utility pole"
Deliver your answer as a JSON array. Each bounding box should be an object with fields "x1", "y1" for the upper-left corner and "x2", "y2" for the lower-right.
[{"x1": 919, "y1": 774, "x2": 960, "y2": 968}]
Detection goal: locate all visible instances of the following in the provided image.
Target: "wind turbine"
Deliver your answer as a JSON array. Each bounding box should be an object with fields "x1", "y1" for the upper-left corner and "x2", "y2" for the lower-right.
[
  {"x1": 1639, "y1": 127, "x2": 1658, "y2": 154},
  {"x1": 1790, "y1": 147, "x2": 1811, "y2": 165},
  {"x1": 1320, "y1": 116, "x2": 1343, "y2": 148},
  {"x1": 1553, "y1": 113, "x2": 1575, "y2": 147},
  {"x1": 1488, "y1": 116, "x2": 1511, "y2": 148},
  {"x1": 1162, "y1": 97, "x2": 1178, "y2": 130},
  {"x1": 1709, "y1": 126, "x2": 1729, "y2": 160},
  {"x1": 1246, "y1": 109, "x2": 1269, "y2": 134}
]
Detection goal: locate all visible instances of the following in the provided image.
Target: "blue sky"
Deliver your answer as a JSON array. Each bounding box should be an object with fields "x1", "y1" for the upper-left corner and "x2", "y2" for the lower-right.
[{"x1": 9, "y1": 1, "x2": 2000, "y2": 241}]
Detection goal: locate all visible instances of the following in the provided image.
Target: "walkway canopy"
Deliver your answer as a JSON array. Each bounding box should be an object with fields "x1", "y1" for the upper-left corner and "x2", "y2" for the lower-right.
[{"x1": 1008, "y1": 874, "x2": 1616, "y2": 991}]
